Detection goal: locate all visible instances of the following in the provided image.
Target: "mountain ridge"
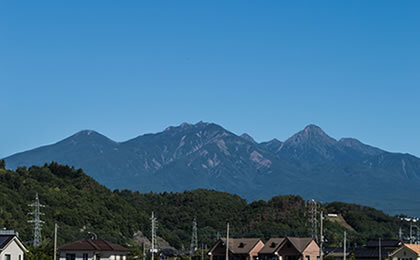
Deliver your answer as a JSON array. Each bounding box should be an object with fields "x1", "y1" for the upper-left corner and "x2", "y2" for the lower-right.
[{"x1": 3, "y1": 122, "x2": 420, "y2": 216}]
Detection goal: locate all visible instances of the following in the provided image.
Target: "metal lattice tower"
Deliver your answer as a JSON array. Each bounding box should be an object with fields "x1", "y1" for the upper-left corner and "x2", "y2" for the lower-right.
[
  {"x1": 151, "y1": 211, "x2": 158, "y2": 260},
  {"x1": 191, "y1": 218, "x2": 198, "y2": 253},
  {"x1": 28, "y1": 193, "x2": 45, "y2": 247},
  {"x1": 308, "y1": 199, "x2": 319, "y2": 242}
]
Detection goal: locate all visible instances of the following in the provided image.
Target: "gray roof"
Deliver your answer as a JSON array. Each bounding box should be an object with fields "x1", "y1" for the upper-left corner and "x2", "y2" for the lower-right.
[{"x1": 0, "y1": 235, "x2": 14, "y2": 250}]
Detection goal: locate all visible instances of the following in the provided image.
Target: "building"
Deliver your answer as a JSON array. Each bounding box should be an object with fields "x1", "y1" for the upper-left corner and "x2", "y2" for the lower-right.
[
  {"x1": 58, "y1": 239, "x2": 129, "y2": 260},
  {"x1": 258, "y1": 237, "x2": 319, "y2": 260},
  {"x1": 389, "y1": 244, "x2": 420, "y2": 260},
  {"x1": 353, "y1": 240, "x2": 402, "y2": 260},
  {"x1": 209, "y1": 238, "x2": 265, "y2": 260},
  {"x1": 324, "y1": 247, "x2": 352, "y2": 260},
  {"x1": 0, "y1": 230, "x2": 28, "y2": 260}
]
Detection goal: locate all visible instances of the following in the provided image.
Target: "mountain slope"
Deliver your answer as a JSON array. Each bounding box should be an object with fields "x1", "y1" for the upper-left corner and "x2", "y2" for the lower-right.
[{"x1": 3, "y1": 122, "x2": 420, "y2": 216}]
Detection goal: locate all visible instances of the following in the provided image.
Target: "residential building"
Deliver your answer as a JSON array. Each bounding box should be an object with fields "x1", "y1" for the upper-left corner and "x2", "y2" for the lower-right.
[
  {"x1": 258, "y1": 237, "x2": 319, "y2": 260},
  {"x1": 389, "y1": 244, "x2": 420, "y2": 260},
  {"x1": 58, "y1": 239, "x2": 129, "y2": 260},
  {"x1": 353, "y1": 240, "x2": 402, "y2": 260},
  {"x1": 324, "y1": 247, "x2": 353, "y2": 260},
  {"x1": 0, "y1": 230, "x2": 28, "y2": 260},
  {"x1": 209, "y1": 238, "x2": 265, "y2": 260}
]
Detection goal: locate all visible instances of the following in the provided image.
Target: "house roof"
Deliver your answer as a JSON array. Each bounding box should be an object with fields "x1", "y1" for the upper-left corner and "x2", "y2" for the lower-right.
[
  {"x1": 404, "y1": 244, "x2": 420, "y2": 255},
  {"x1": 0, "y1": 235, "x2": 28, "y2": 252},
  {"x1": 287, "y1": 237, "x2": 314, "y2": 253},
  {"x1": 259, "y1": 237, "x2": 315, "y2": 255},
  {"x1": 259, "y1": 238, "x2": 286, "y2": 254},
  {"x1": 58, "y1": 239, "x2": 129, "y2": 252},
  {"x1": 353, "y1": 248, "x2": 394, "y2": 258},
  {"x1": 211, "y1": 238, "x2": 262, "y2": 254},
  {"x1": 324, "y1": 247, "x2": 353, "y2": 257},
  {"x1": 0, "y1": 235, "x2": 14, "y2": 250},
  {"x1": 366, "y1": 240, "x2": 402, "y2": 248}
]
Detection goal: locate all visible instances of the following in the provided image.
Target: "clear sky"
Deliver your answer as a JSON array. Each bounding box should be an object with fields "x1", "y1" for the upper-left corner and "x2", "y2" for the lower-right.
[{"x1": 1, "y1": 1, "x2": 420, "y2": 159}]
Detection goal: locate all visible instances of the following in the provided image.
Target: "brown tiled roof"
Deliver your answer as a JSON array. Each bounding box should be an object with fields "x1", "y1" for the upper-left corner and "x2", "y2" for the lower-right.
[
  {"x1": 287, "y1": 237, "x2": 314, "y2": 253},
  {"x1": 58, "y1": 239, "x2": 129, "y2": 252},
  {"x1": 215, "y1": 238, "x2": 262, "y2": 254},
  {"x1": 405, "y1": 244, "x2": 420, "y2": 255},
  {"x1": 259, "y1": 238, "x2": 285, "y2": 254}
]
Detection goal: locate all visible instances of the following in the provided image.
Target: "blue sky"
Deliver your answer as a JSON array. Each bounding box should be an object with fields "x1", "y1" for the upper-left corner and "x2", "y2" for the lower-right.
[{"x1": 1, "y1": 1, "x2": 420, "y2": 158}]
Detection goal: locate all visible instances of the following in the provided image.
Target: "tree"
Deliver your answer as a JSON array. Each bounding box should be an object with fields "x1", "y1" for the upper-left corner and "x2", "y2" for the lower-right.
[{"x1": 0, "y1": 160, "x2": 5, "y2": 169}]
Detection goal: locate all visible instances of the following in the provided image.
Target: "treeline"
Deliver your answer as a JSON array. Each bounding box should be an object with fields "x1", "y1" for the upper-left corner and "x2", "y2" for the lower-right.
[{"x1": 0, "y1": 162, "x2": 409, "y2": 254}]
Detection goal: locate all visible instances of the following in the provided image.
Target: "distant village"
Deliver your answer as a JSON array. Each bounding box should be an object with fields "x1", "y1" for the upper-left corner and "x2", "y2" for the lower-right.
[{"x1": 1, "y1": 195, "x2": 419, "y2": 260}]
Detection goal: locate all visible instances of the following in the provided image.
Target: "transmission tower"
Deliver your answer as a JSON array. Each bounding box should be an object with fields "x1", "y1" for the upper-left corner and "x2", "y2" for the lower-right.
[
  {"x1": 151, "y1": 211, "x2": 158, "y2": 260},
  {"x1": 28, "y1": 193, "x2": 45, "y2": 247},
  {"x1": 308, "y1": 200, "x2": 319, "y2": 242},
  {"x1": 191, "y1": 218, "x2": 198, "y2": 253}
]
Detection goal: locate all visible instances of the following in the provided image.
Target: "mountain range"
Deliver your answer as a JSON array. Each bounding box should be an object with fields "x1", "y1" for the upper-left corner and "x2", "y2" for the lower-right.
[{"x1": 3, "y1": 122, "x2": 420, "y2": 216}]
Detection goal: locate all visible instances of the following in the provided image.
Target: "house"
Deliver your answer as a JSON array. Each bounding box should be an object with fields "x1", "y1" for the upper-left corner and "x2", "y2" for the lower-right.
[
  {"x1": 353, "y1": 240, "x2": 402, "y2": 260},
  {"x1": 389, "y1": 244, "x2": 420, "y2": 260},
  {"x1": 0, "y1": 230, "x2": 28, "y2": 260},
  {"x1": 209, "y1": 238, "x2": 265, "y2": 260},
  {"x1": 58, "y1": 239, "x2": 129, "y2": 260},
  {"x1": 258, "y1": 237, "x2": 320, "y2": 260}
]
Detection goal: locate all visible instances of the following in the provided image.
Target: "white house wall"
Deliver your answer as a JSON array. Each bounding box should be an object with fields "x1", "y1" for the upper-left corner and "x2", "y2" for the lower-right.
[{"x1": 0, "y1": 239, "x2": 25, "y2": 260}]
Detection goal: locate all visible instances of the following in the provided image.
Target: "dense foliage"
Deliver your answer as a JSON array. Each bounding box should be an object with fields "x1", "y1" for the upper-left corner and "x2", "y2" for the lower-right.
[{"x1": 0, "y1": 162, "x2": 409, "y2": 255}]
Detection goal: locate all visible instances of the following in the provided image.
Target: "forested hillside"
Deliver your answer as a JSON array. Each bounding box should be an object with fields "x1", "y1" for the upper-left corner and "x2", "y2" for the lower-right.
[{"x1": 0, "y1": 162, "x2": 409, "y2": 252}]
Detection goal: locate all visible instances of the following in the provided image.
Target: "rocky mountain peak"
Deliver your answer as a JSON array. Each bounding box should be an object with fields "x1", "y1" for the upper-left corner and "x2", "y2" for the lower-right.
[{"x1": 240, "y1": 133, "x2": 257, "y2": 144}]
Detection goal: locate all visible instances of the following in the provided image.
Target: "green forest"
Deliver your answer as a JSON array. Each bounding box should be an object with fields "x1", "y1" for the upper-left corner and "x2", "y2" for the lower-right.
[{"x1": 0, "y1": 161, "x2": 410, "y2": 259}]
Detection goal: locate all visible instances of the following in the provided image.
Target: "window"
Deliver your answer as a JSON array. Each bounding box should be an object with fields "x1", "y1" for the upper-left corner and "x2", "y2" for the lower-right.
[
  {"x1": 5, "y1": 255, "x2": 11, "y2": 260},
  {"x1": 66, "y1": 254, "x2": 76, "y2": 260},
  {"x1": 19, "y1": 256, "x2": 22, "y2": 260},
  {"x1": 306, "y1": 256, "x2": 310, "y2": 260},
  {"x1": 83, "y1": 253, "x2": 89, "y2": 260}
]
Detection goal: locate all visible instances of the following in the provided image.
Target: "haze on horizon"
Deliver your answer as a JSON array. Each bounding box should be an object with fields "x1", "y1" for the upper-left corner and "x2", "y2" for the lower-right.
[{"x1": 1, "y1": 1, "x2": 420, "y2": 158}]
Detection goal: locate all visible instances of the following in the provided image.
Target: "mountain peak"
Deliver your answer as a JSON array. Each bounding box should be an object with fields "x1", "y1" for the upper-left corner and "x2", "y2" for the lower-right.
[
  {"x1": 303, "y1": 124, "x2": 327, "y2": 135},
  {"x1": 75, "y1": 130, "x2": 100, "y2": 136},
  {"x1": 240, "y1": 133, "x2": 257, "y2": 144}
]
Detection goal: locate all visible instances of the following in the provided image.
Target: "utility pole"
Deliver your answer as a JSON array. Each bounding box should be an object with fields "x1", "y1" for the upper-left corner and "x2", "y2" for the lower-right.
[
  {"x1": 319, "y1": 211, "x2": 324, "y2": 260},
  {"x1": 54, "y1": 223, "x2": 58, "y2": 260},
  {"x1": 343, "y1": 231, "x2": 346, "y2": 260},
  {"x1": 378, "y1": 238, "x2": 381, "y2": 260},
  {"x1": 151, "y1": 212, "x2": 157, "y2": 260},
  {"x1": 410, "y1": 224, "x2": 413, "y2": 244},
  {"x1": 143, "y1": 242, "x2": 146, "y2": 260},
  {"x1": 399, "y1": 227, "x2": 402, "y2": 241},
  {"x1": 226, "y1": 223, "x2": 229, "y2": 260},
  {"x1": 28, "y1": 193, "x2": 45, "y2": 247},
  {"x1": 201, "y1": 244, "x2": 204, "y2": 260}
]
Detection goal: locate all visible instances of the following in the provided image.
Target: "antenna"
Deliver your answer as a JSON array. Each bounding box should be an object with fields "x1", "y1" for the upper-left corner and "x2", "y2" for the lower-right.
[
  {"x1": 191, "y1": 218, "x2": 198, "y2": 253},
  {"x1": 28, "y1": 193, "x2": 45, "y2": 247}
]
